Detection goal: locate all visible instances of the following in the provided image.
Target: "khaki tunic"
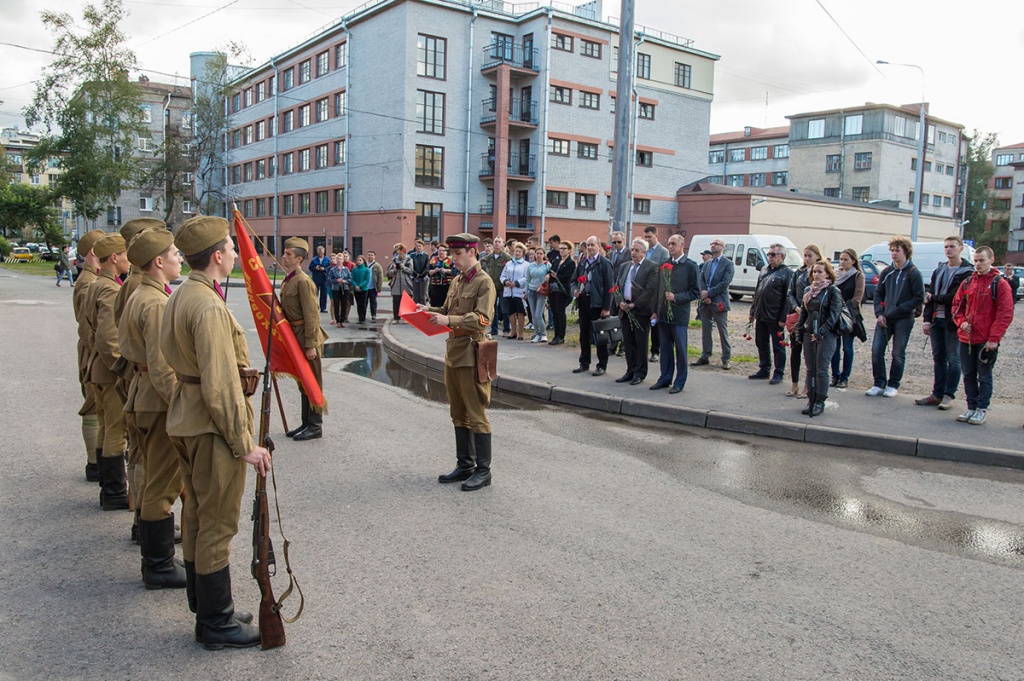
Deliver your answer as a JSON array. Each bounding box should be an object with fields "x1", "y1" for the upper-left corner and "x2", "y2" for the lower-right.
[
  {"x1": 86, "y1": 270, "x2": 127, "y2": 455},
  {"x1": 114, "y1": 268, "x2": 143, "y2": 325},
  {"x1": 74, "y1": 267, "x2": 98, "y2": 408},
  {"x1": 280, "y1": 268, "x2": 327, "y2": 392}
]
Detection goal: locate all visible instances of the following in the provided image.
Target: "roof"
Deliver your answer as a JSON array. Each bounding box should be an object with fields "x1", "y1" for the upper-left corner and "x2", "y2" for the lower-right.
[
  {"x1": 995, "y1": 142, "x2": 1024, "y2": 151},
  {"x1": 709, "y1": 125, "x2": 789, "y2": 145},
  {"x1": 786, "y1": 102, "x2": 965, "y2": 131},
  {"x1": 676, "y1": 180, "x2": 922, "y2": 215}
]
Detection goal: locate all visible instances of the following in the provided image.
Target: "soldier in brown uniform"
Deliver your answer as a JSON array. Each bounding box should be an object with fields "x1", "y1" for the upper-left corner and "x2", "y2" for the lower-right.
[
  {"x1": 161, "y1": 216, "x2": 270, "y2": 650},
  {"x1": 119, "y1": 228, "x2": 187, "y2": 589},
  {"x1": 279, "y1": 237, "x2": 328, "y2": 441},
  {"x1": 73, "y1": 229, "x2": 105, "y2": 482},
  {"x1": 420, "y1": 233, "x2": 497, "y2": 491},
  {"x1": 85, "y1": 234, "x2": 132, "y2": 510}
]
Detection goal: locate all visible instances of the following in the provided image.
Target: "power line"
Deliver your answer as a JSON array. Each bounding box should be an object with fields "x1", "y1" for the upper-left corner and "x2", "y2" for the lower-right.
[
  {"x1": 814, "y1": 0, "x2": 883, "y2": 75},
  {"x1": 133, "y1": 0, "x2": 241, "y2": 48}
]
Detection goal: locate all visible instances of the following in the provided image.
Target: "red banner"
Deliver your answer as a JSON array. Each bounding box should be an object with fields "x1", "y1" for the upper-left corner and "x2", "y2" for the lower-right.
[{"x1": 233, "y1": 211, "x2": 326, "y2": 409}]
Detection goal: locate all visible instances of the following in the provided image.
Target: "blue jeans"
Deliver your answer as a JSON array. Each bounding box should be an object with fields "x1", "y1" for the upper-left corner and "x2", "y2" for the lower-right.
[
  {"x1": 928, "y1": 317, "x2": 962, "y2": 399},
  {"x1": 526, "y1": 291, "x2": 546, "y2": 339},
  {"x1": 657, "y1": 323, "x2": 689, "y2": 389},
  {"x1": 805, "y1": 332, "x2": 838, "y2": 402},
  {"x1": 960, "y1": 342, "x2": 994, "y2": 410},
  {"x1": 830, "y1": 333, "x2": 855, "y2": 381},
  {"x1": 871, "y1": 315, "x2": 914, "y2": 389},
  {"x1": 489, "y1": 297, "x2": 510, "y2": 335},
  {"x1": 56, "y1": 267, "x2": 75, "y2": 285}
]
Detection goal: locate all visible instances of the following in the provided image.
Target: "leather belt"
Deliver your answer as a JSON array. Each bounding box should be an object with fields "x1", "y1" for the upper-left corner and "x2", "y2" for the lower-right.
[
  {"x1": 136, "y1": 365, "x2": 149, "y2": 372},
  {"x1": 178, "y1": 374, "x2": 201, "y2": 385}
]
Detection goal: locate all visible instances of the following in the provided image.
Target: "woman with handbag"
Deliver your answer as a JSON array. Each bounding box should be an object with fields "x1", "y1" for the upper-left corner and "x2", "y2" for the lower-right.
[
  {"x1": 327, "y1": 256, "x2": 352, "y2": 327},
  {"x1": 786, "y1": 244, "x2": 824, "y2": 398},
  {"x1": 499, "y1": 243, "x2": 530, "y2": 340},
  {"x1": 547, "y1": 241, "x2": 575, "y2": 345},
  {"x1": 830, "y1": 249, "x2": 865, "y2": 389},
  {"x1": 797, "y1": 261, "x2": 842, "y2": 417},
  {"x1": 526, "y1": 247, "x2": 551, "y2": 343},
  {"x1": 351, "y1": 256, "x2": 371, "y2": 324},
  {"x1": 427, "y1": 246, "x2": 455, "y2": 307}
]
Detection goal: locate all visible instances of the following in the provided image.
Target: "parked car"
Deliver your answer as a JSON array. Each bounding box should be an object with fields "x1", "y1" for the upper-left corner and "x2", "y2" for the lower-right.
[
  {"x1": 38, "y1": 246, "x2": 58, "y2": 262},
  {"x1": 860, "y1": 260, "x2": 881, "y2": 302},
  {"x1": 11, "y1": 247, "x2": 33, "y2": 262},
  {"x1": 687, "y1": 234, "x2": 802, "y2": 301},
  {"x1": 1014, "y1": 267, "x2": 1024, "y2": 300}
]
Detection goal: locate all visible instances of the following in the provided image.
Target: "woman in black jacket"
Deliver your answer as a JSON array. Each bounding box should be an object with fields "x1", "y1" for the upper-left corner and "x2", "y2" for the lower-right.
[
  {"x1": 797, "y1": 260, "x2": 842, "y2": 417},
  {"x1": 830, "y1": 249, "x2": 865, "y2": 389},
  {"x1": 787, "y1": 244, "x2": 824, "y2": 398},
  {"x1": 546, "y1": 241, "x2": 575, "y2": 345}
]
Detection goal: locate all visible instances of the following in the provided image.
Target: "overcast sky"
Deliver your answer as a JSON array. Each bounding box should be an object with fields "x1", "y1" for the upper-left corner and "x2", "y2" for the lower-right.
[{"x1": 2, "y1": 0, "x2": 1022, "y2": 147}]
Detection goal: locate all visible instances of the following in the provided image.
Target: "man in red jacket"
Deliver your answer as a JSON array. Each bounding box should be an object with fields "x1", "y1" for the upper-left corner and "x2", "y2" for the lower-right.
[{"x1": 951, "y1": 246, "x2": 1014, "y2": 425}]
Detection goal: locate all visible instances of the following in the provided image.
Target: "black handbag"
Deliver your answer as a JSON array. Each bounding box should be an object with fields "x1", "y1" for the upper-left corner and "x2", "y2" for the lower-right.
[{"x1": 591, "y1": 317, "x2": 622, "y2": 346}]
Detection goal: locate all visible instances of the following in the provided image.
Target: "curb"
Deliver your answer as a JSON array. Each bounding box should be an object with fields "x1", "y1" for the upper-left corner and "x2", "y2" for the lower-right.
[{"x1": 380, "y1": 324, "x2": 1024, "y2": 471}]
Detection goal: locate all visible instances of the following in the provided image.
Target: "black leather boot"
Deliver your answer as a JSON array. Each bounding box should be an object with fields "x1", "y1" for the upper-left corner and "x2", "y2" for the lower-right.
[
  {"x1": 438, "y1": 428, "x2": 475, "y2": 483},
  {"x1": 131, "y1": 509, "x2": 141, "y2": 544},
  {"x1": 810, "y1": 401, "x2": 825, "y2": 417},
  {"x1": 85, "y1": 462, "x2": 100, "y2": 483},
  {"x1": 293, "y1": 407, "x2": 322, "y2": 441},
  {"x1": 99, "y1": 454, "x2": 130, "y2": 510},
  {"x1": 461, "y1": 432, "x2": 492, "y2": 491},
  {"x1": 286, "y1": 397, "x2": 310, "y2": 437},
  {"x1": 801, "y1": 400, "x2": 812, "y2": 416},
  {"x1": 140, "y1": 516, "x2": 186, "y2": 590},
  {"x1": 186, "y1": 560, "x2": 253, "y2": 641},
  {"x1": 92, "y1": 448, "x2": 104, "y2": 485},
  {"x1": 194, "y1": 566, "x2": 260, "y2": 650}
]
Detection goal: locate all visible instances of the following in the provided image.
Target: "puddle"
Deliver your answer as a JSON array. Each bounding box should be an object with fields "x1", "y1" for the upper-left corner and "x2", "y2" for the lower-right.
[{"x1": 324, "y1": 340, "x2": 539, "y2": 411}]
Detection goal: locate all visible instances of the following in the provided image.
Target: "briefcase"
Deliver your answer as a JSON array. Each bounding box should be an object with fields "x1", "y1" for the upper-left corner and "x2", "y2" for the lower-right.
[
  {"x1": 474, "y1": 338, "x2": 498, "y2": 383},
  {"x1": 591, "y1": 317, "x2": 622, "y2": 346}
]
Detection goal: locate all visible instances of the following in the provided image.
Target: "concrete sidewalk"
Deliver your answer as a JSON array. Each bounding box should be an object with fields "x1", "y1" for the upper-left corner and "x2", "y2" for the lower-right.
[{"x1": 383, "y1": 322, "x2": 1024, "y2": 469}]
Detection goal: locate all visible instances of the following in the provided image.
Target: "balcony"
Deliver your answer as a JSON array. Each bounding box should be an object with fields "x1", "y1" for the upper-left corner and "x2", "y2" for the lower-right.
[
  {"x1": 479, "y1": 152, "x2": 537, "y2": 180},
  {"x1": 481, "y1": 42, "x2": 539, "y2": 77},
  {"x1": 480, "y1": 97, "x2": 538, "y2": 128}
]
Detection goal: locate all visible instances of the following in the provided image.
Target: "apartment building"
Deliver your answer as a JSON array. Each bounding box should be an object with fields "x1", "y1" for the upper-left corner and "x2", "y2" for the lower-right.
[
  {"x1": 990, "y1": 143, "x2": 1024, "y2": 258},
  {"x1": 209, "y1": 0, "x2": 719, "y2": 260},
  {"x1": 706, "y1": 125, "x2": 790, "y2": 190},
  {"x1": 2, "y1": 128, "x2": 77, "y2": 239},
  {"x1": 785, "y1": 103, "x2": 965, "y2": 218}
]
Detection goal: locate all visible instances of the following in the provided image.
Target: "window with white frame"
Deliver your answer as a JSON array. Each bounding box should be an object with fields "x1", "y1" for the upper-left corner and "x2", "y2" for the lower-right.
[
  {"x1": 138, "y1": 136, "x2": 153, "y2": 152},
  {"x1": 298, "y1": 104, "x2": 310, "y2": 127},
  {"x1": 244, "y1": 88, "x2": 252, "y2": 107},
  {"x1": 316, "y1": 51, "x2": 329, "y2": 77},
  {"x1": 729, "y1": 148, "x2": 745, "y2": 162},
  {"x1": 549, "y1": 138, "x2": 570, "y2": 156},
  {"x1": 709, "y1": 150, "x2": 725, "y2": 164},
  {"x1": 807, "y1": 118, "x2": 825, "y2": 139},
  {"x1": 893, "y1": 116, "x2": 907, "y2": 138},
  {"x1": 854, "y1": 152, "x2": 872, "y2": 170},
  {"x1": 334, "y1": 139, "x2": 346, "y2": 165},
  {"x1": 844, "y1": 114, "x2": 863, "y2": 135},
  {"x1": 256, "y1": 82, "x2": 265, "y2": 102},
  {"x1": 316, "y1": 98, "x2": 329, "y2": 123},
  {"x1": 336, "y1": 42, "x2": 347, "y2": 69},
  {"x1": 298, "y1": 149, "x2": 310, "y2": 171},
  {"x1": 750, "y1": 146, "x2": 768, "y2": 160},
  {"x1": 182, "y1": 200, "x2": 193, "y2": 214},
  {"x1": 299, "y1": 60, "x2": 311, "y2": 84},
  {"x1": 315, "y1": 144, "x2": 328, "y2": 169},
  {"x1": 774, "y1": 144, "x2": 789, "y2": 158},
  {"x1": 139, "y1": 105, "x2": 152, "y2": 123},
  {"x1": 139, "y1": 197, "x2": 154, "y2": 212}
]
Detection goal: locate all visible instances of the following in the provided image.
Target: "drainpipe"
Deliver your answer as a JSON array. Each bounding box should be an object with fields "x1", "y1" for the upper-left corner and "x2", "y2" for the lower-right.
[
  {"x1": 463, "y1": 8, "x2": 477, "y2": 232},
  {"x1": 538, "y1": 7, "x2": 552, "y2": 243},
  {"x1": 163, "y1": 92, "x2": 172, "y2": 220},
  {"x1": 838, "y1": 109, "x2": 846, "y2": 199},
  {"x1": 271, "y1": 56, "x2": 280, "y2": 255},
  {"x1": 342, "y1": 20, "x2": 350, "y2": 249},
  {"x1": 627, "y1": 35, "x2": 645, "y2": 241}
]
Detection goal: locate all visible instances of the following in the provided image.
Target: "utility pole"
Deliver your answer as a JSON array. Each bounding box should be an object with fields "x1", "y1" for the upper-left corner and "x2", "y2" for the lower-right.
[{"x1": 610, "y1": 0, "x2": 635, "y2": 241}]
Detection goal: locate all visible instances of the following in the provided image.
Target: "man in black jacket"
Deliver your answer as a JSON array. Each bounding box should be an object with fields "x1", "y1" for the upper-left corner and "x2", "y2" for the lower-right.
[
  {"x1": 650, "y1": 235, "x2": 700, "y2": 394},
  {"x1": 916, "y1": 236, "x2": 973, "y2": 409},
  {"x1": 614, "y1": 238, "x2": 658, "y2": 385},
  {"x1": 867, "y1": 236, "x2": 925, "y2": 398},
  {"x1": 572, "y1": 236, "x2": 614, "y2": 376},
  {"x1": 409, "y1": 239, "x2": 430, "y2": 305},
  {"x1": 748, "y1": 243, "x2": 793, "y2": 384}
]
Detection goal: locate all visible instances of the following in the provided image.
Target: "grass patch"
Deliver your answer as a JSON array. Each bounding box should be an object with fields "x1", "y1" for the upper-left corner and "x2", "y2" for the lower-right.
[{"x1": 1, "y1": 261, "x2": 283, "y2": 281}]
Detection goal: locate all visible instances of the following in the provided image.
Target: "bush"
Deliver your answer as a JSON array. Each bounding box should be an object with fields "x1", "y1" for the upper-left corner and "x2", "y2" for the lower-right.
[{"x1": 0, "y1": 236, "x2": 11, "y2": 259}]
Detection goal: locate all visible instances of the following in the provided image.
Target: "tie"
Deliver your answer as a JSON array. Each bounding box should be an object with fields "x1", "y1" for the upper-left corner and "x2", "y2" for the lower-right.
[
  {"x1": 709, "y1": 258, "x2": 718, "y2": 284},
  {"x1": 625, "y1": 263, "x2": 637, "y2": 301}
]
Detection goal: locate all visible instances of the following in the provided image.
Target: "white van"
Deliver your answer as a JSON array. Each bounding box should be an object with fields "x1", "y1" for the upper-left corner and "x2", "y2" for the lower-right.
[
  {"x1": 687, "y1": 234, "x2": 802, "y2": 301},
  {"x1": 860, "y1": 240, "x2": 974, "y2": 290}
]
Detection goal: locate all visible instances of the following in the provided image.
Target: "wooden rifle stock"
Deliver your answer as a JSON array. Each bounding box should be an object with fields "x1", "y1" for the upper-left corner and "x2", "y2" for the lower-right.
[{"x1": 252, "y1": 383, "x2": 286, "y2": 649}]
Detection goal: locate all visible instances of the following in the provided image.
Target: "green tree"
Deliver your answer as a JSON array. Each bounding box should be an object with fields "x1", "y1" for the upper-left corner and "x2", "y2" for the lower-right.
[
  {"x1": 24, "y1": 0, "x2": 145, "y2": 222},
  {"x1": 962, "y1": 130, "x2": 1001, "y2": 256},
  {"x1": 0, "y1": 183, "x2": 63, "y2": 243},
  {"x1": 192, "y1": 48, "x2": 248, "y2": 215}
]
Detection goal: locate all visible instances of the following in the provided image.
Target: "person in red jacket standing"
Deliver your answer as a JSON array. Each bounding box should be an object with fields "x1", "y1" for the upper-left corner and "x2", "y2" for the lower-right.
[{"x1": 951, "y1": 246, "x2": 1015, "y2": 425}]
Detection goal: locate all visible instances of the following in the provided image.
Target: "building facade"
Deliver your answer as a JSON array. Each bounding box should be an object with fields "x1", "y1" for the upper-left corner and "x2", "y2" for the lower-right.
[
  {"x1": 1, "y1": 128, "x2": 75, "y2": 239},
  {"x1": 208, "y1": 0, "x2": 718, "y2": 261},
  {"x1": 706, "y1": 125, "x2": 789, "y2": 190},
  {"x1": 990, "y1": 143, "x2": 1024, "y2": 259}
]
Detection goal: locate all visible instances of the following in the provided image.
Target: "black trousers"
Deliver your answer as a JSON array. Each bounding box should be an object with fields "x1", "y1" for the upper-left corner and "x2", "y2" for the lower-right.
[
  {"x1": 549, "y1": 291, "x2": 570, "y2": 340},
  {"x1": 354, "y1": 290, "x2": 369, "y2": 322},
  {"x1": 621, "y1": 312, "x2": 651, "y2": 379},
  {"x1": 755, "y1": 319, "x2": 786, "y2": 377},
  {"x1": 577, "y1": 296, "x2": 608, "y2": 369}
]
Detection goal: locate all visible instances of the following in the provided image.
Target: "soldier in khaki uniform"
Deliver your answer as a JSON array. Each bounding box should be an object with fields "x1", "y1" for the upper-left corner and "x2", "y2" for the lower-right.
[
  {"x1": 73, "y1": 229, "x2": 105, "y2": 483},
  {"x1": 279, "y1": 237, "x2": 328, "y2": 440},
  {"x1": 421, "y1": 233, "x2": 497, "y2": 491},
  {"x1": 119, "y1": 228, "x2": 186, "y2": 589},
  {"x1": 161, "y1": 216, "x2": 270, "y2": 650},
  {"x1": 85, "y1": 234, "x2": 132, "y2": 510}
]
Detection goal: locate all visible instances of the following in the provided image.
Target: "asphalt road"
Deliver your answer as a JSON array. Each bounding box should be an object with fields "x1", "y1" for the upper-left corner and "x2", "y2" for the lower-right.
[{"x1": 2, "y1": 268, "x2": 1023, "y2": 680}]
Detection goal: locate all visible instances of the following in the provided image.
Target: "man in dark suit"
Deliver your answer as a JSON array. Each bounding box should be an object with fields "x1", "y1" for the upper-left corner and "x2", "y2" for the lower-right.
[
  {"x1": 614, "y1": 238, "x2": 658, "y2": 385},
  {"x1": 692, "y1": 237, "x2": 736, "y2": 370},
  {"x1": 643, "y1": 226, "x2": 670, "y2": 364},
  {"x1": 606, "y1": 231, "x2": 628, "y2": 357},
  {"x1": 650, "y1": 234, "x2": 700, "y2": 394},
  {"x1": 572, "y1": 236, "x2": 614, "y2": 376}
]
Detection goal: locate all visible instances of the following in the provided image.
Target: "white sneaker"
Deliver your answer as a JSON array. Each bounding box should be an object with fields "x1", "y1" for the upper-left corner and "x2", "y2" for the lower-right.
[
  {"x1": 525, "y1": 322, "x2": 534, "y2": 330},
  {"x1": 865, "y1": 386, "x2": 884, "y2": 396},
  {"x1": 968, "y1": 409, "x2": 987, "y2": 425},
  {"x1": 956, "y1": 409, "x2": 975, "y2": 422},
  {"x1": 882, "y1": 387, "x2": 898, "y2": 398},
  {"x1": 538, "y1": 336, "x2": 548, "y2": 343},
  {"x1": 531, "y1": 336, "x2": 541, "y2": 343}
]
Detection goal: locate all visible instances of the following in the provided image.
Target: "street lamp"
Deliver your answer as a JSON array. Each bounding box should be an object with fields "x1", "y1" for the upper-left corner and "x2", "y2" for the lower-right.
[{"x1": 877, "y1": 60, "x2": 926, "y2": 242}]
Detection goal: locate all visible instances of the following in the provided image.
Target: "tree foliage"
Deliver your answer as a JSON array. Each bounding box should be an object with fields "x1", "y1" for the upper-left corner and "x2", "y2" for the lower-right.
[
  {"x1": 962, "y1": 130, "x2": 1001, "y2": 257},
  {"x1": 0, "y1": 183, "x2": 63, "y2": 244},
  {"x1": 24, "y1": 0, "x2": 145, "y2": 222},
  {"x1": 192, "y1": 50, "x2": 240, "y2": 216}
]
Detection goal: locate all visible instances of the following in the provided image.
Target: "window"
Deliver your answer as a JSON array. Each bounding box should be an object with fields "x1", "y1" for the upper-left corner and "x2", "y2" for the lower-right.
[
  {"x1": 772, "y1": 171, "x2": 788, "y2": 186},
  {"x1": 268, "y1": 75, "x2": 276, "y2": 94},
  {"x1": 996, "y1": 153, "x2": 1014, "y2": 166},
  {"x1": 575, "y1": 193, "x2": 596, "y2": 210},
  {"x1": 750, "y1": 146, "x2": 768, "y2": 161},
  {"x1": 549, "y1": 138, "x2": 570, "y2": 156},
  {"x1": 299, "y1": 60, "x2": 311, "y2": 84},
  {"x1": 824, "y1": 188, "x2": 840, "y2": 198},
  {"x1": 316, "y1": 190, "x2": 329, "y2": 213},
  {"x1": 256, "y1": 159, "x2": 266, "y2": 180},
  {"x1": 611, "y1": 46, "x2": 618, "y2": 73},
  {"x1": 947, "y1": 133, "x2": 957, "y2": 146},
  {"x1": 921, "y1": 193, "x2": 930, "y2": 205},
  {"x1": 932, "y1": 195, "x2": 942, "y2": 207},
  {"x1": 243, "y1": 200, "x2": 253, "y2": 218},
  {"x1": 243, "y1": 163, "x2": 253, "y2": 182},
  {"x1": 927, "y1": 125, "x2": 935, "y2": 145},
  {"x1": 415, "y1": 202, "x2": 442, "y2": 241},
  {"x1": 315, "y1": 144, "x2": 328, "y2": 169},
  {"x1": 992, "y1": 198, "x2": 1011, "y2": 211},
  {"x1": 415, "y1": 145, "x2": 444, "y2": 188},
  {"x1": 637, "y1": 53, "x2": 651, "y2": 79},
  {"x1": 335, "y1": 91, "x2": 347, "y2": 116},
  {"x1": 578, "y1": 142, "x2": 599, "y2": 160},
  {"x1": 298, "y1": 148, "x2": 310, "y2": 172},
  {"x1": 936, "y1": 163, "x2": 945, "y2": 174},
  {"x1": 551, "y1": 86, "x2": 571, "y2": 105},
  {"x1": 552, "y1": 33, "x2": 573, "y2": 51},
  {"x1": 139, "y1": 105, "x2": 152, "y2": 123},
  {"x1": 282, "y1": 110, "x2": 294, "y2": 133},
  {"x1": 893, "y1": 116, "x2": 907, "y2": 138},
  {"x1": 749, "y1": 173, "x2": 766, "y2": 187},
  {"x1": 938, "y1": 131, "x2": 947, "y2": 144},
  {"x1": 727, "y1": 174, "x2": 743, "y2": 186},
  {"x1": 268, "y1": 156, "x2": 276, "y2": 177},
  {"x1": 633, "y1": 198, "x2": 650, "y2": 214},
  {"x1": 299, "y1": 193, "x2": 311, "y2": 214},
  {"x1": 334, "y1": 139, "x2": 346, "y2": 165},
  {"x1": 138, "y1": 136, "x2": 153, "y2": 152},
  {"x1": 139, "y1": 197, "x2": 154, "y2": 212},
  {"x1": 946, "y1": 165, "x2": 955, "y2": 176},
  {"x1": 943, "y1": 196, "x2": 952, "y2": 207},
  {"x1": 852, "y1": 187, "x2": 870, "y2": 202},
  {"x1": 281, "y1": 69, "x2": 294, "y2": 91},
  {"x1": 825, "y1": 154, "x2": 842, "y2": 172},
  {"x1": 255, "y1": 198, "x2": 266, "y2": 217},
  {"x1": 255, "y1": 120, "x2": 265, "y2": 141},
  {"x1": 639, "y1": 102, "x2": 655, "y2": 120},
  {"x1": 709, "y1": 150, "x2": 725, "y2": 164},
  {"x1": 774, "y1": 144, "x2": 789, "y2": 159},
  {"x1": 282, "y1": 152, "x2": 294, "y2": 175},
  {"x1": 807, "y1": 118, "x2": 825, "y2": 139},
  {"x1": 844, "y1": 114, "x2": 863, "y2": 135},
  {"x1": 243, "y1": 125, "x2": 253, "y2": 145},
  {"x1": 182, "y1": 200, "x2": 193, "y2": 214},
  {"x1": 995, "y1": 177, "x2": 1013, "y2": 189},
  {"x1": 854, "y1": 152, "x2": 872, "y2": 170},
  {"x1": 316, "y1": 98, "x2": 329, "y2": 123},
  {"x1": 244, "y1": 88, "x2": 253, "y2": 107},
  {"x1": 581, "y1": 40, "x2": 601, "y2": 58},
  {"x1": 298, "y1": 104, "x2": 310, "y2": 128},
  {"x1": 266, "y1": 117, "x2": 274, "y2": 138},
  {"x1": 546, "y1": 190, "x2": 568, "y2": 208},
  {"x1": 256, "y1": 81, "x2": 266, "y2": 102},
  {"x1": 924, "y1": 161, "x2": 932, "y2": 172},
  {"x1": 707, "y1": 175, "x2": 723, "y2": 184},
  {"x1": 28, "y1": 174, "x2": 40, "y2": 185},
  {"x1": 729, "y1": 148, "x2": 745, "y2": 162},
  {"x1": 334, "y1": 188, "x2": 345, "y2": 212},
  {"x1": 316, "y1": 51, "x2": 329, "y2": 77},
  {"x1": 417, "y1": 34, "x2": 447, "y2": 79},
  {"x1": 674, "y1": 62, "x2": 691, "y2": 89},
  {"x1": 416, "y1": 90, "x2": 445, "y2": 134},
  {"x1": 635, "y1": 150, "x2": 652, "y2": 167},
  {"x1": 580, "y1": 92, "x2": 600, "y2": 110},
  {"x1": 232, "y1": 93, "x2": 241, "y2": 112}
]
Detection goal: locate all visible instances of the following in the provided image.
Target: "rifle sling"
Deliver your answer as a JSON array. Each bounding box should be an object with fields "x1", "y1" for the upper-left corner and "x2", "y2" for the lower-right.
[{"x1": 269, "y1": 455, "x2": 304, "y2": 623}]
